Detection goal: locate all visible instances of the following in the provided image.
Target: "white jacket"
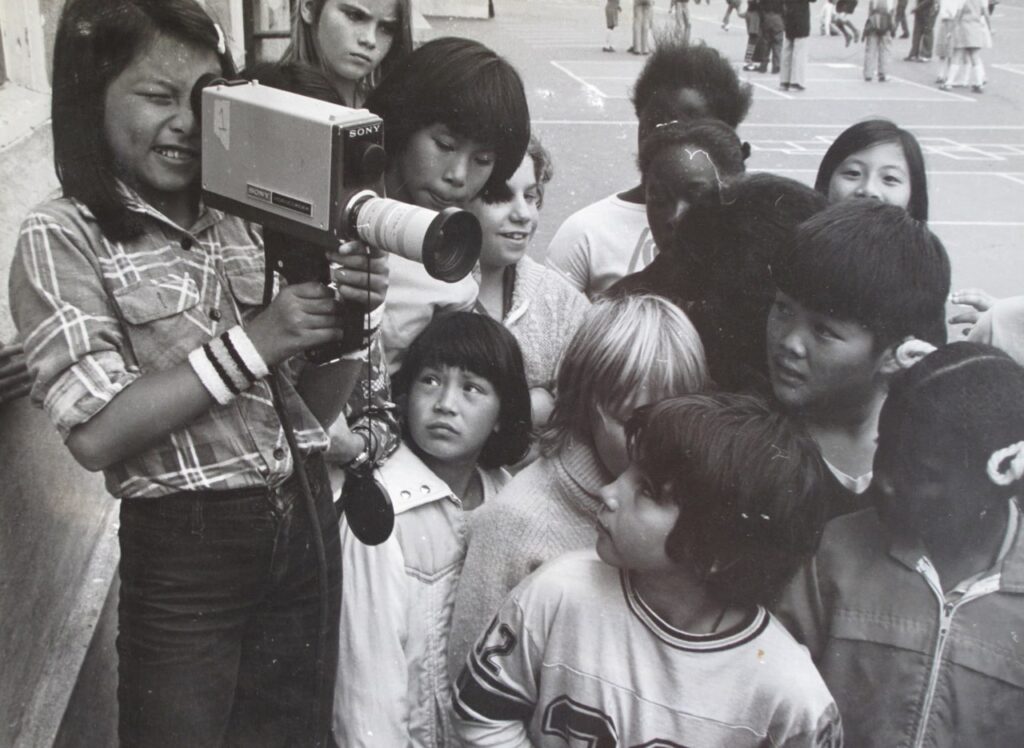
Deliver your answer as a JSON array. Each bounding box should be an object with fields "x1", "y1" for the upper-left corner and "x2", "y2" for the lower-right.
[{"x1": 333, "y1": 444, "x2": 509, "y2": 747}]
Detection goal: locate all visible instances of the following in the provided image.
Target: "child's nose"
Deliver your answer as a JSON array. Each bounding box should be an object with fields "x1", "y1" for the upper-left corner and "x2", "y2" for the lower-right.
[
  {"x1": 779, "y1": 328, "x2": 807, "y2": 357},
  {"x1": 855, "y1": 176, "x2": 883, "y2": 200},
  {"x1": 433, "y1": 383, "x2": 458, "y2": 413},
  {"x1": 443, "y1": 155, "x2": 468, "y2": 188},
  {"x1": 171, "y1": 101, "x2": 198, "y2": 137},
  {"x1": 359, "y1": 23, "x2": 378, "y2": 49}
]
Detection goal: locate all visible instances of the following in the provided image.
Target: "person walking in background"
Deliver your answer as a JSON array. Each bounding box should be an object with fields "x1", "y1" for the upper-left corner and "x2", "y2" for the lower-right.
[
  {"x1": 742, "y1": 0, "x2": 766, "y2": 69},
  {"x1": 834, "y1": 0, "x2": 860, "y2": 45},
  {"x1": 934, "y1": 0, "x2": 966, "y2": 85},
  {"x1": 895, "y1": 0, "x2": 911, "y2": 35},
  {"x1": 780, "y1": 0, "x2": 815, "y2": 90},
  {"x1": 630, "y1": 0, "x2": 655, "y2": 53},
  {"x1": 758, "y1": 0, "x2": 786, "y2": 72},
  {"x1": 942, "y1": 0, "x2": 991, "y2": 91},
  {"x1": 605, "y1": 0, "x2": 623, "y2": 50},
  {"x1": 671, "y1": 0, "x2": 693, "y2": 45},
  {"x1": 723, "y1": 0, "x2": 743, "y2": 29},
  {"x1": 863, "y1": 0, "x2": 897, "y2": 81},
  {"x1": 906, "y1": 0, "x2": 938, "y2": 60}
]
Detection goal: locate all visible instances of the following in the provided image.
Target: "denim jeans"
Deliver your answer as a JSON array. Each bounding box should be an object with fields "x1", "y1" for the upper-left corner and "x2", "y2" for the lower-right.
[{"x1": 117, "y1": 454, "x2": 341, "y2": 748}]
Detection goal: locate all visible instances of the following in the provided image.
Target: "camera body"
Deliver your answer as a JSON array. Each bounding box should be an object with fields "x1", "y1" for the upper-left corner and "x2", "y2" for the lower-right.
[
  {"x1": 199, "y1": 80, "x2": 481, "y2": 363},
  {"x1": 201, "y1": 79, "x2": 387, "y2": 247}
]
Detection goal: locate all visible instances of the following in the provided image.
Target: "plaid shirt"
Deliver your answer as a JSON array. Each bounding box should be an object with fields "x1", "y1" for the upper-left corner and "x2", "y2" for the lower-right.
[{"x1": 9, "y1": 193, "x2": 397, "y2": 498}]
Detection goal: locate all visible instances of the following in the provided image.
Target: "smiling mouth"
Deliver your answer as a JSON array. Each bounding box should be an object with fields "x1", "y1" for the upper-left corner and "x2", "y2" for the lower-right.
[
  {"x1": 498, "y1": 231, "x2": 529, "y2": 242},
  {"x1": 153, "y1": 146, "x2": 197, "y2": 161}
]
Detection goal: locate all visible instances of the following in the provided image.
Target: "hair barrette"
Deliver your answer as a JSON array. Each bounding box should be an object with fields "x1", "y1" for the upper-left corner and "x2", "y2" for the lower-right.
[{"x1": 987, "y1": 441, "x2": 1024, "y2": 487}]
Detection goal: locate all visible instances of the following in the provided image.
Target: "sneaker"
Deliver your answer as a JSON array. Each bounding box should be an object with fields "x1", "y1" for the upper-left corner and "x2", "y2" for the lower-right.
[
  {"x1": 972, "y1": 84, "x2": 984, "y2": 93},
  {"x1": 743, "y1": 63, "x2": 759, "y2": 71},
  {"x1": 904, "y1": 54, "x2": 919, "y2": 61},
  {"x1": 938, "y1": 82, "x2": 951, "y2": 90},
  {"x1": 780, "y1": 82, "x2": 791, "y2": 90},
  {"x1": 935, "y1": 76, "x2": 946, "y2": 84},
  {"x1": 789, "y1": 83, "x2": 806, "y2": 91},
  {"x1": 864, "y1": 76, "x2": 873, "y2": 82},
  {"x1": 722, "y1": 22, "x2": 730, "y2": 30},
  {"x1": 920, "y1": 56, "x2": 931, "y2": 62},
  {"x1": 878, "y1": 75, "x2": 888, "y2": 82}
]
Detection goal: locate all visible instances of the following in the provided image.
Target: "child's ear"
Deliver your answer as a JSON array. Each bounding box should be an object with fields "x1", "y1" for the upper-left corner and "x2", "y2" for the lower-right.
[
  {"x1": 299, "y1": 0, "x2": 316, "y2": 25},
  {"x1": 878, "y1": 344, "x2": 903, "y2": 376}
]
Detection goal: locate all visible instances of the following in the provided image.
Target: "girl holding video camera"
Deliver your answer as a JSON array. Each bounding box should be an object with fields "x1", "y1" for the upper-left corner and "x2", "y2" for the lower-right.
[
  {"x1": 365, "y1": 37, "x2": 532, "y2": 371},
  {"x1": 8, "y1": 1, "x2": 386, "y2": 745},
  {"x1": 282, "y1": 0, "x2": 413, "y2": 107}
]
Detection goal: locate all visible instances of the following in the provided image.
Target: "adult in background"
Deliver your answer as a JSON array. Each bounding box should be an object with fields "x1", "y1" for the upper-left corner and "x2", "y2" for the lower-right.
[
  {"x1": 781, "y1": 0, "x2": 815, "y2": 90},
  {"x1": 758, "y1": 0, "x2": 786, "y2": 73},
  {"x1": 906, "y1": 0, "x2": 938, "y2": 60},
  {"x1": 630, "y1": 0, "x2": 655, "y2": 53}
]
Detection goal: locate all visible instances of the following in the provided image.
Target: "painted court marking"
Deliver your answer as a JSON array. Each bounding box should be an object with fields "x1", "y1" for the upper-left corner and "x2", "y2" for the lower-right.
[{"x1": 550, "y1": 59, "x2": 977, "y2": 102}]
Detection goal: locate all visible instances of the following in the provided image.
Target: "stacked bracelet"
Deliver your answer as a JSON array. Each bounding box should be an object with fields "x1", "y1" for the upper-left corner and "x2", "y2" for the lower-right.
[{"x1": 188, "y1": 325, "x2": 270, "y2": 405}]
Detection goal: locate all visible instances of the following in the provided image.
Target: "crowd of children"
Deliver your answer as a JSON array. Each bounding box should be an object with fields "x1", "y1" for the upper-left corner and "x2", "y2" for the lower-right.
[{"x1": 5, "y1": 0, "x2": 1023, "y2": 745}]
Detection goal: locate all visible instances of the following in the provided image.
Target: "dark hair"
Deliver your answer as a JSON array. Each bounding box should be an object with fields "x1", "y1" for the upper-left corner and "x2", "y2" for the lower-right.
[
  {"x1": 478, "y1": 134, "x2": 554, "y2": 209},
  {"x1": 638, "y1": 118, "x2": 746, "y2": 186},
  {"x1": 281, "y1": 0, "x2": 413, "y2": 102},
  {"x1": 628, "y1": 393, "x2": 827, "y2": 608},
  {"x1": 242, "y1": 61, "x2": 342, "y2": 104},
  {"x1": 393, "y1": 313, "x2": 532, "y2": 468},
  {"x1": 814, "y1": 119, "x2": 929, "y2": 221},
  {"x1": 772, "y1": 200, "x2": 951, "y2": 350},
  {"x1": 631, "y1": 42, "x2": 752, "y2": 129},
  {"x1": 365, "y1": 37, "x2": 530, "y2": 196},
  {"x1": 668, "y1": 174, "x2": 827, "y2": 390},
  {"x1": 877, "y1": 342, "x2": 1024, "y2": 507},
  {"x1": 52, "y1": 0, "x2": 234, "y2": 241}
]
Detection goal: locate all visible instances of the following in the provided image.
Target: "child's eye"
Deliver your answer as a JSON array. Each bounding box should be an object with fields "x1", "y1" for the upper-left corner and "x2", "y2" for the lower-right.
[
  {"x1": 140, "y1": 91, "x2": 173, "y2": 104},
  {"x1": 379, "y1": 20, "x2": 399, "y2": 36},
  {"x1": 772, "y1": 299, "x2": 792, "y2": 316},
  {"x1": 417, "y1": 373, "x2": 440, "y2": 387},
  {"x1": 343, "y1": 7, "x2": 368, "y2": 21},
  {"x1": 474, "y1": 152, "x2": 496, "y2": 167},
  {"x1": 815, "y1": 324, "x2": 840, "y2": 341},
  {"x1": 524, "y1": 190, "x2": 539, "y2": 204},
  {"x1": 840, "y1": 168, "x2": 862, "y2": 179},
  {"x1": 883, "y1": 174, "x2": 904, "y2": 185},
  {"x1": 433, "y1": 138, "x2": 455, "y2": 153}
]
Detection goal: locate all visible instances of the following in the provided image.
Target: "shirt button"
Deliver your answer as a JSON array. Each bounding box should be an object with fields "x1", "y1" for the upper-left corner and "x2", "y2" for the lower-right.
[
  {"x1": 420, "y1": 484, "x2": 430, "y2": 494},
  {"x1": 400, "y1": 490, "x2": 411, "y2": 500},
  {"x1": 180, "y1": 237, "x2": 193, "y2": 250},
  {"x1": 273, "y1": 448, "x2": 286, "y2": 461},
  {"x1": 209, "y1": 308, "x2": 222, "y2": 321}
]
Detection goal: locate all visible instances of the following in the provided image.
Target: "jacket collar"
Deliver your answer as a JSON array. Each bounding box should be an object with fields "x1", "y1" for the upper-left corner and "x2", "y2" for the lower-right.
[
  {"x1": 117, "y1": 180, "x2": 219, "y2": 236},
  {"x1": 887, "y1": 498, "x2": 1024, "y2": 593},
  {"x1": 376, "y1": 444, "x2": 457, "y2": 515}
]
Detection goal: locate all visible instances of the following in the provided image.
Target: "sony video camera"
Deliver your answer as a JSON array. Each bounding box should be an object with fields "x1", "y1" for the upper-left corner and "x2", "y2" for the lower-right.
[{"x1": 196, "y1": 78, "x2": 482, "y2": 363}]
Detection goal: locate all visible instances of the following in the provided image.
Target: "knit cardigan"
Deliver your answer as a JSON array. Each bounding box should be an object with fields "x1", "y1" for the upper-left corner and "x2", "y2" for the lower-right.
[
  {"x1": 446, "y1": 439, "x2": 610, "y2": 680},
  {"x1": 504, "y1": 256, "x2": 591, "y2": 391}
]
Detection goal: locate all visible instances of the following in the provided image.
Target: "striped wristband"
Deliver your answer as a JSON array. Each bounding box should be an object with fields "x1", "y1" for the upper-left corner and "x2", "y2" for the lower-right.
[{"x1": 188, "y1": 325, "x2": 270, "y2": 405}]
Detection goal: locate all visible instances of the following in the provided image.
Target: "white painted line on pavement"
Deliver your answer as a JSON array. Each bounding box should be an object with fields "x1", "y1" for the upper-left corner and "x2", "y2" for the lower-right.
[
  {"x1": 550, "y1": 60, "x2": 609, "y2": 102},
  {"x1": 532, "y1": 121, "x2": 1024, "y2": 129},
  {"x1": 889, "y1": 75, "x2": 976, "y2": 101}
]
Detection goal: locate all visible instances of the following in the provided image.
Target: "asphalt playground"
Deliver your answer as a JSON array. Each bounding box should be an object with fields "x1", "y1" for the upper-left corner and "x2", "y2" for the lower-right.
[{"x1": 431, "y1": 0, "x2": 1024, "y2": 312}]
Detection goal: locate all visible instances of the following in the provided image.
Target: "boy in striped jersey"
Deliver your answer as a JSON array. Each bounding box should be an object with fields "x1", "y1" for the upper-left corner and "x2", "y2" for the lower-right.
[{"x1": 452, "y1": 394, "x2": 842, "y2": 747}]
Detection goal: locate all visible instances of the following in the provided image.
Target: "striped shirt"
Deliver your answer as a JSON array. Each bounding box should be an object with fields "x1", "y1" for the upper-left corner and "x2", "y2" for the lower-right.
[{"x1": 9, "y1": 192, "x2": 396, "y2": 498}]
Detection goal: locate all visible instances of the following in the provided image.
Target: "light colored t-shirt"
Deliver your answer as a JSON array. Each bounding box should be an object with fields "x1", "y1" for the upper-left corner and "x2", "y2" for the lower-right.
[
  {"x1": 454, "y1": 551, "x2": 843, "y2": 747},
  {"x1": 545, "y1": 192, "x2": 656, "y2": 301}
]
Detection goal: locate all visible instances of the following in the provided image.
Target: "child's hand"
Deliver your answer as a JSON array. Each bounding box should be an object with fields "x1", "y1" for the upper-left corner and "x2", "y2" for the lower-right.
[
  {"x1": 0, "y1": 342, "x2": 32, "y2": 405},
  {"x1": 949, "y1": 288, "x2": 998, "y2": 328},
  {"x1": 327, "y1": 241, "x2": 389, "y2": 312},
  {"x1": 247, "y1": 282, "x2": 345, "y2": 366}
]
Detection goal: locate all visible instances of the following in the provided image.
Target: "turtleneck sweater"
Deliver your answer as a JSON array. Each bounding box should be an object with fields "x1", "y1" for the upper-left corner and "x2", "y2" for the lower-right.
[{"x1": 446, "y1": 439, "x2": 610, "y2": 680}]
